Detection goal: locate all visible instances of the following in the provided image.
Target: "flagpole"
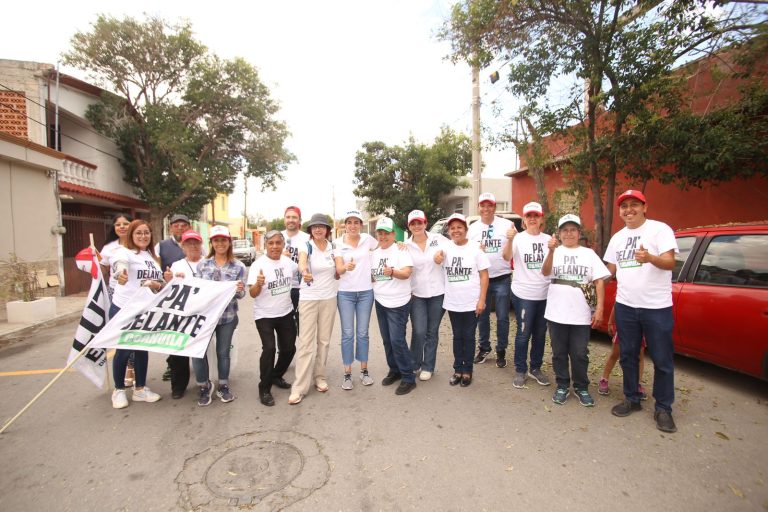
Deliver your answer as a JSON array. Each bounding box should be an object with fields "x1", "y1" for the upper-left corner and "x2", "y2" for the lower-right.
[{"x1": 0, "y1": 344, "x2": 93, "y2": 434}]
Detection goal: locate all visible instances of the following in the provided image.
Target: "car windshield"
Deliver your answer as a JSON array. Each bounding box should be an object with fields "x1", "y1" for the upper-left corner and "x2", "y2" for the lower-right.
[{"x1": 233, "y1": 240, "x2": 249, "y2": 248}]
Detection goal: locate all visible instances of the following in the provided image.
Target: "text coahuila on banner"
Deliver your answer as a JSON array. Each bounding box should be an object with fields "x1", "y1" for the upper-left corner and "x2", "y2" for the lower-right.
[{"x1": 88, "y1": 277, "x2": 237, "y2": 358}]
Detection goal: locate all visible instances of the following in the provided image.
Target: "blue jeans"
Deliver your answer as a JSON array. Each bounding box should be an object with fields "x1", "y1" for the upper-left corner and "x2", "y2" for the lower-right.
[
  {"x1": 615, "y1": 303, "x2": 675, "y2": 412},
  {"x1": 375, "y1": 300, "x2": 415, "y2": 383},
  {"x1": 477, "y1": 274, "x2": 511, "y2": 353},
  {"x1": 337, "y1": 290, "x2": 374, "y2": 366},
  {"x1": 109, "y1": 303, "x2": 148, "y2": 389},
  {"x1": 192, "y1": 317, "x2": 238, "y2": 385},
  {"x1": 449, "y1": 310, "x2": 478, "y2": 374},
  {"x1": 511, "y1": 293, "x2": 547, "y2": 373},
  {"x1": 410, "y1": 295, "x2": 445, "y2": 372}
]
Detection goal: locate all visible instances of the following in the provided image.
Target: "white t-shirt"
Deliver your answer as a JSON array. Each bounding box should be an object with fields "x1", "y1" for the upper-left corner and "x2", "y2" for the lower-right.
[
  {"x1": 467, "y1": 216, "x2": 513, "y2": 278},
  {"x1": 100, "y1": 240, "x2": 122, "y2": 292},
  {"x1": 604, "y1": 219, "x2": 678, "y2": 309},
  {"x1": 111, "y1": 247, "x2": 163, "y2": 309},
  {"x1": 298, "y1": 239, "x2": 338, "y2": 301},
  {"x1": 544, "y1": 246, "x2": 610, "y2": 325},
  {"x1": 406, "y1": 232, "x2": 448, "y2": 298},
  {"x1": 441, "y1": 241, "x2": 491, "y2": 312},
  {"x1": 282, "y1": 230, "x2": 310, "y2": 289},
  {"x1": 170, "y1": 258, "x2": 203, "y2": 279},
  {"x1": 247, "y1": 255, "x2": 298, "y2": 320},
  {"x1": 334, "y1": 233, "x2": 378, "y2": 292},
  {"x1": 371, "y1": 244, "x2": 414, "y2": 308},
  {"x1": 511, "y1": 231, "x2": 552, "y2": 300}
]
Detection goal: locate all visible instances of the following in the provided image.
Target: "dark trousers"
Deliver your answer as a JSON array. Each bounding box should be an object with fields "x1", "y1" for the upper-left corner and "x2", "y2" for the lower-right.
[
  {"x1": 548, "y1": 321, "x2": 590, "y2": 390},
  {"x1": 449, "y1": 310, "x2": 478, "y2": 374},
  {"x1": 167, "y1": 355, "x2": 190, "y2": 394},
  {"x1": 255, "y1": 312, "x2": 297, "y2": 393}
]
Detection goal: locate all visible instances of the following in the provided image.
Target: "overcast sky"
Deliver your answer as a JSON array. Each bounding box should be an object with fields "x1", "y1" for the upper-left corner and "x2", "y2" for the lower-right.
[{"x1": 2, "y1": 1, "x2": 517, "y2": 222}]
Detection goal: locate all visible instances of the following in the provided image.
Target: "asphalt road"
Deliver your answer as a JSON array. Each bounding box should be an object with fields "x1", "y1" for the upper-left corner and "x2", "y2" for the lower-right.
[{"x1": 0, "y1": 298, "x2": 766, "y2": 511}]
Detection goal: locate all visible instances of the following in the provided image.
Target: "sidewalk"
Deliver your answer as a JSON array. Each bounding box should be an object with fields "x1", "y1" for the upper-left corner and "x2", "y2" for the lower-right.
[{"x1": 0, "y1": 293, "x2": 87, "y2": 345}]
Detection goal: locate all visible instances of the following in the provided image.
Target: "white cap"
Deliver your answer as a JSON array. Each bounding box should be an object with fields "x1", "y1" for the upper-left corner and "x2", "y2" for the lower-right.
[
  {"x1": 446, "y1": 213, "x2": 468, "y2": 227},
  {"x1": 522, "y1": 202, "x2": 543, "y2": 216},
  {"x1": 478, "y1": 192, "x2": 496, "y2": 205},
  {"x1": 209, "y1": 225, "x2": 231, "y2": 239},
  {"x1": 407, "y1": 210, "x2": 427, "y2": 225},
  {"x1": 375, "y1": 217, "x2": 395, "y2": 232},
  {"x1": 344, "y1": 210, "x2": 363, "y2": 222},
  {"x1": 557, "y1": 214, "x2": 581, "y2": 228}
]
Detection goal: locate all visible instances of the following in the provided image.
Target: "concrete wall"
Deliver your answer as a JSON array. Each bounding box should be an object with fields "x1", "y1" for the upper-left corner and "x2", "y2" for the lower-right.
[{"x1": 0, "y1": 59, "x2": 51, "y2": 145}]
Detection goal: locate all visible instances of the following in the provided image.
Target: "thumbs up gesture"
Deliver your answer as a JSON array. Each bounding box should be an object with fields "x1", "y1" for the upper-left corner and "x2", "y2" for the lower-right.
[
  {"x1": 117, "y1": 268, "x2": 128, "y2": 285},
  {"x1": 635, "y1": 243, "x2": 650, "y2": 264},
  {"x1": 256, "y1": 268, "x2": 266, "y2": 287},
  {"x1": 434, "y1": 250, "x2": 445, "y2": 264},
  {"x1": 346, "y1": 257, "x2": 356, "y2": 272},
  {"x1": 547, "y1": 237, "x2": 560, "y2": 250}
]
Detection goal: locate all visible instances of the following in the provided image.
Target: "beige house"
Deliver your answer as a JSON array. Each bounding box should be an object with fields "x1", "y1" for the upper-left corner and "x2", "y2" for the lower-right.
[{"x1": 0, "y1": 59, "x2": 149, "y2": 296}]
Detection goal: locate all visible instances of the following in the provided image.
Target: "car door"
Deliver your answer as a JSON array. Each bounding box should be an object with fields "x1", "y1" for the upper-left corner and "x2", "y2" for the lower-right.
[{"x1": 674, "y1": 231, "x2": 768, "y2": 378}]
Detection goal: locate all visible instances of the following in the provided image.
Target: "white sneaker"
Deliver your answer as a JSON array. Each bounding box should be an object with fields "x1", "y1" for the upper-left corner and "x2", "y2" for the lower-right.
[
  {"x1": 132, "y1": 387, "x2": 161, "y2": 402},
  {"x1": 419, "y1": 371, "x2": 433, "y2": 381},
  {"x1": 360, "y1": 369, "x2": 374, "y2": 386},
  {"x1": 112, "y1": 389, "x2": 129, "y2": 409}
]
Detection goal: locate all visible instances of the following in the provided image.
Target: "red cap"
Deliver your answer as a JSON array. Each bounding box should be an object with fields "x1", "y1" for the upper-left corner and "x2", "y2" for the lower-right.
[
  {"x1": 284, "y1": 206, "x2": 302, "y2": 219},
  {"x1": 616, "y1": 189, "x2": 646, "y2": 207},
  {"x1": 181, "y1": 230, "x2": 202, "y2": 243}
]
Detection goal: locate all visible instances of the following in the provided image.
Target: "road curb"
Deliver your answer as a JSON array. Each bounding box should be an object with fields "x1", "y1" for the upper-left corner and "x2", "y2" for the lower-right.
[{"x1": 0, "y1": 311, "x2": 82, "y2": 347}]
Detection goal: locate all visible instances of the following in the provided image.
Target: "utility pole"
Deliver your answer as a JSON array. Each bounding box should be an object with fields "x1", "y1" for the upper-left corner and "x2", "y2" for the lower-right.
[
  {"x1": 471, "y1": 65, "x2": 482, "y2": 216},
  {"x1": 242, "y1": 175, "x2": 248, "y2": 239}
]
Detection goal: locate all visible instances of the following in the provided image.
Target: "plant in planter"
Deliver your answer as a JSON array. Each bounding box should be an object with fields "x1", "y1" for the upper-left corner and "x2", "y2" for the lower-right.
[{"x1": 1, "y1": 253, "x2": 55, "y2": 323}]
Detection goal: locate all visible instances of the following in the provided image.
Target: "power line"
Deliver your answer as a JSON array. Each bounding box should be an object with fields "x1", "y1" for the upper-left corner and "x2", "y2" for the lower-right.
[{"x1": 0, "y1": 99, "x2": 124, "y2": 161}]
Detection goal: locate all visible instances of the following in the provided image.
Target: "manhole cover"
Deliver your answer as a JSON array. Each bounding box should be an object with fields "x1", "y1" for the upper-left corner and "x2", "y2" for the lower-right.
[{"x1": 177, "y1": 431, "x2": 329, "y2": 510}]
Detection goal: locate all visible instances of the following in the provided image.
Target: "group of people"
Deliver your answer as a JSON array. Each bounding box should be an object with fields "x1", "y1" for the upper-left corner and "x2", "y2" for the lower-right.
[{"x1": 99, "y1": 188, "x2": 679, "y2": 434}]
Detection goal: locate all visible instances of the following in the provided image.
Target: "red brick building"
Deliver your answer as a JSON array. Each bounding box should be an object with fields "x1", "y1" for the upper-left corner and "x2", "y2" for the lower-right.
[{"x1": 508, "y1": 47, "x2": 768, "y2": 236}]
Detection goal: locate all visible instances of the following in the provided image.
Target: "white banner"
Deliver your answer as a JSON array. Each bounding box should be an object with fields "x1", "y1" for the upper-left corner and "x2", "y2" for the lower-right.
[
  {"x1": 67, "y1": 247, "x2": 110, "y2": 388},
  {"x1": 89, "y1": 277, "x2": 237, "y2": 358}
]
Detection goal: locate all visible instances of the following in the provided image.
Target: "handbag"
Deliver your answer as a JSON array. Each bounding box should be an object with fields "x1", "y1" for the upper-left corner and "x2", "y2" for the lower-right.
[{"x1": 552, "y1": 278, "x2": 597, "y2": 310}]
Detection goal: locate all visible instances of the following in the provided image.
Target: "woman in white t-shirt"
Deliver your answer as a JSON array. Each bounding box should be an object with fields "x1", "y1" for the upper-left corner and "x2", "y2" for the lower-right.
[
  {"x1": 334, "y1": 210, "x2": 379, "y2": 390},
  {"x1": 405, "y1": 209, "x2": 448, "y2": 381},
  {"x1": 100, "y1": 213, "x2": 133, "y2": 301},
  {"x1": 434, "y1": 214, "x2": 490, "y2": 387},
  {"x1": 542, "y1": 214, "x2": 610, "y2": 408},
  {"x1": 109, "y1": 219, "x2": 164, "y2": 409},
  {"x1": 166, "y1": 230, "x2": 205, "y2": 280},
  {"x1": 288, "y1": 214, "x2": 339, "y2": 405}
]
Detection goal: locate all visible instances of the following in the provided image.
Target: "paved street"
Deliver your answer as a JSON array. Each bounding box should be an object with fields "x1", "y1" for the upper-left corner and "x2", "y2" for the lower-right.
[{"x1": 0, "y1": 297, "x2": 767, "y2": 511}]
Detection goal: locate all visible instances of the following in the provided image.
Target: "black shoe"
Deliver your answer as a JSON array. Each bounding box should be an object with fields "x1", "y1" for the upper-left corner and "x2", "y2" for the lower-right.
[
  {"x1": 611, "y1": 399, "x2": 642, "y2": 417},
  {"x1": 473, "y1": 349, "x2": 491, "y2": 364},
  {"x1": 381, "y1": 372, "x2": 402, "y2": 386},
  {"x1": 460, "y1": 374, "x2": 472, "y2": 387},
  {"x1": 654, "y1": 410, "x2": 678, "y2": 433},
  {"x1": 171, "y1": 389, "x2": 185, "y2": 399},
  {"x1": 496, "y1": 351, "x2": 507, "y2": 368},
  {"x1": 395, "y1": 381, "x2": 416, "y2": 395},
  {"x1": 259, "y1": 392, "x2": 275, "y2": 407},
  {"x1": 273, "y1": 377, "x2": 291, "y2": 389},
  {"x1": 449, "y1": 374, "x2": 462, "y2": 386}
]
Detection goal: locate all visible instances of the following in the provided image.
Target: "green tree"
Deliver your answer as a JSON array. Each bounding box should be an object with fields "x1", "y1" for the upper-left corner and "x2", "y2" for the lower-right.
[
  {"x1": 353, "y1": 127, "x2": 472, "y2": 229},
  {"x1": 442, "y1": 0, "x2": 765, "y2": 251},
  {"x1": 63, "y1": 15, "x2": 294, "y2": 236}
]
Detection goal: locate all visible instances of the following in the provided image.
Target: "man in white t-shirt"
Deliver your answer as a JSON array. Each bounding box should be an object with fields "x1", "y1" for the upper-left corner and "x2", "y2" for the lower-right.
[
  {"x1": 467, "y1": 192, "x2": 516, "y2": 367},
  {"x1": 248, "y1": 230, "x2": 299, "y2": 407},
  {"x1": 281, "y1": 206, "x2": 310, "y2": 331},
  {"x1": 370, "y1": 217, "x2": 417, "y2": 396},
  {"x1": 510, "y1": 201, "x2": 552, "y2": 389},
  {"x1": 604, "y1": 190, "x2": 679, "y2": 433}
]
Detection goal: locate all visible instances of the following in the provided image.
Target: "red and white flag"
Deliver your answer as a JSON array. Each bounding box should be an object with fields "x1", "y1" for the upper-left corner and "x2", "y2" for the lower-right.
[{"x1": 67, "y1": 247, "x2": 110, "y2": 388}]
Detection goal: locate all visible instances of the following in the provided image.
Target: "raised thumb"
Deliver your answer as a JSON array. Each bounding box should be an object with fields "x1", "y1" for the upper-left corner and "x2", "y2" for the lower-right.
[
  {"x1": 639, "y1": 244, "x2": 645, "y2": 251},
  {"x1": 259, "y1": 268, "x2": 264, "y2": 275}
]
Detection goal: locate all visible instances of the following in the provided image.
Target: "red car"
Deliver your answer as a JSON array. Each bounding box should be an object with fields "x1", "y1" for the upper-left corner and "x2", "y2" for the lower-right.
[{"x1": 598, "y1": 223, "x2": 768, "y2": 380}]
